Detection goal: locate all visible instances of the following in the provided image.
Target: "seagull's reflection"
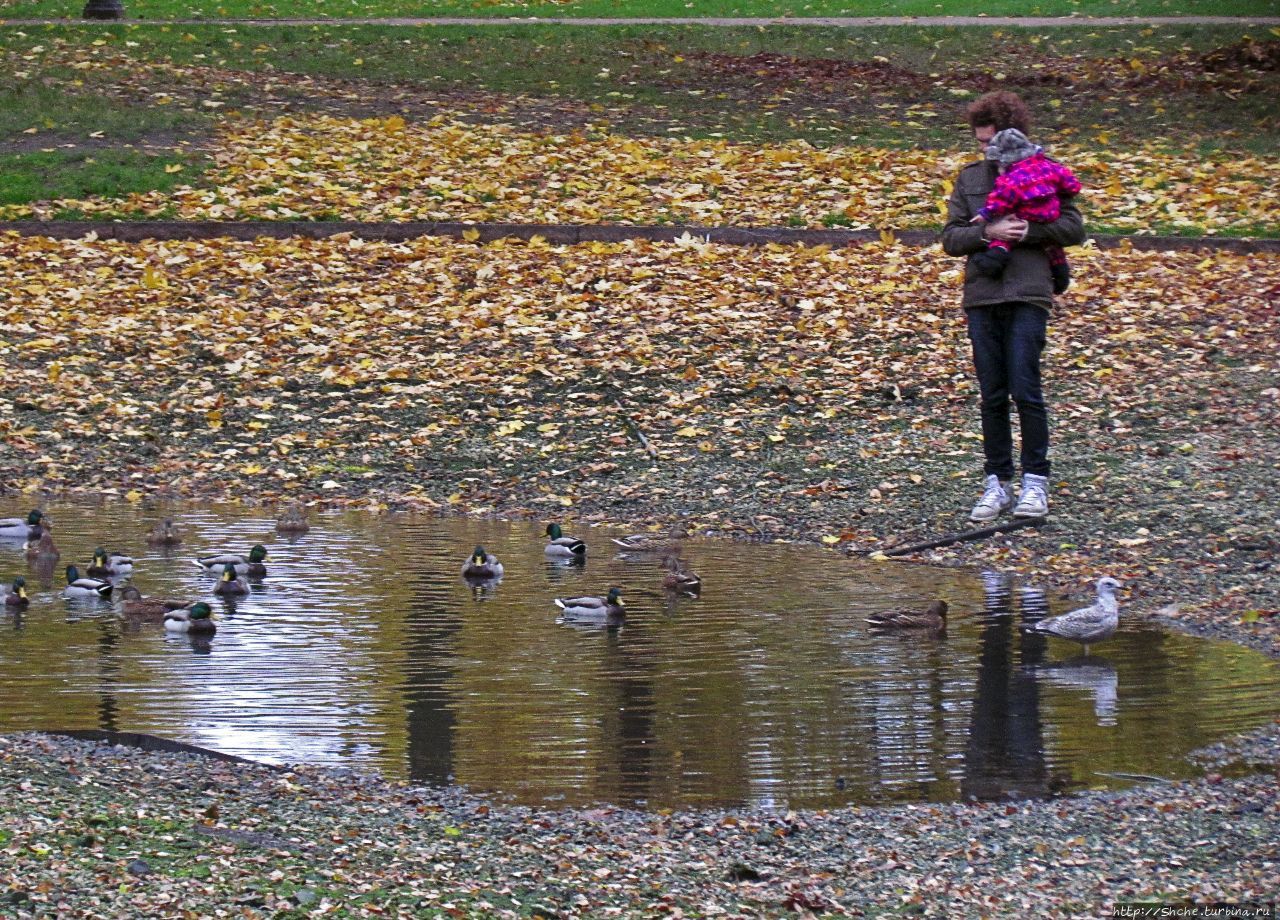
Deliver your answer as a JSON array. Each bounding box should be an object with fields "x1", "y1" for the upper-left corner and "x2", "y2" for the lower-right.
[{"x1": 1032, "y1": 656, "x2": 1118, "y2": 727}]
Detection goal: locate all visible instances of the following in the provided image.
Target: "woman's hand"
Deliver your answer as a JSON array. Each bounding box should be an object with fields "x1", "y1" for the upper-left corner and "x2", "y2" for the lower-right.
[{"x1": 984, "y1": 215, "x2": 1029, "y2": 242}]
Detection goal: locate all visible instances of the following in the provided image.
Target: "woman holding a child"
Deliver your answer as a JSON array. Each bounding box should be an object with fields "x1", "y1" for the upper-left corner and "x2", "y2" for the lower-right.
[{"x1": 941, "y1": 90, "x2": 1086, "y2": 523}]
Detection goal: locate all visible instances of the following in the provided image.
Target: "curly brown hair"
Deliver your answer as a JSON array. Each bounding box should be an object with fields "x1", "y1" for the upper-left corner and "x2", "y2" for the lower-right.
[{"x1": 966, "y1": 91, "x2": 1031, "y2": 134}]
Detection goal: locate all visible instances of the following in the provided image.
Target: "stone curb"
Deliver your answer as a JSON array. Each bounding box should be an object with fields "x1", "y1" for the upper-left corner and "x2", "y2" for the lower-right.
[{"x1": 3, "y1": 220, "x2": 1278, "y2": 254}]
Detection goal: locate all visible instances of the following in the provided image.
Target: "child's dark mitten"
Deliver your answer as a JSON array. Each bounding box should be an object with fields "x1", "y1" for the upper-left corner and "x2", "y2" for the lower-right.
[
  {"x1": 971, "y1": 248, "x2": 1010, "y2": 279},
  {"x1": 1052, "y1": 262, "x2": 1070, "y2": 294}
]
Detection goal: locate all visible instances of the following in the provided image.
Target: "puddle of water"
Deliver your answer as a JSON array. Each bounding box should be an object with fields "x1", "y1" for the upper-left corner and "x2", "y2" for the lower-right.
[{"x1": 1, "y1": 500, "x2": 1277, "y2": 810}]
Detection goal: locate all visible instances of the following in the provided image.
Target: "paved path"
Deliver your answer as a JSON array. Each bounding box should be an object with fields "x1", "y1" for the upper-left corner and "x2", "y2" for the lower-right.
[{"x1": 3, "y1": 14, "x2": 1279, "y2": 26}]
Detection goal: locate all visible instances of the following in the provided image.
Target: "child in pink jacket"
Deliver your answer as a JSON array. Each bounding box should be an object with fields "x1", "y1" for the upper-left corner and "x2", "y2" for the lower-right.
[{"x1": 970, "y1": 128, "x2": 1082, "y2": 293}]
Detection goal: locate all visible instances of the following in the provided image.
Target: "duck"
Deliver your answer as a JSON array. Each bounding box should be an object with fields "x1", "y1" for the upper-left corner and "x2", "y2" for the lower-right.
[
  {"x1": 119, "y1": 585, "x2": 190, "y2": 620},
  {"x1": 461, "y1": 545, "x2": 504, "y2": 579},
  {"x1": 5, "y1": 577, "x2": 29, "y2": 608},
  {"x1": 611, "y1": 521, "x2": 690, "y2": 555},
  {"x1": 63, "y1": 565, "x2": 113, "y2": 599},
  {"x1": 866, "y1": 600, "x2": 948, "y2": 632},
  {"x1": 194, "y1": 544, "x2": 267, "y2": 577},
  {"x1": 661, "y1": 555, "x2": 702, "y2": 596},
  {"x1": 554, "y1": 587, "x2": 625, "y2": 625},
  {"x1": 0, "y1": 510, "x2": 46, "y2": 540},
  {"x1": 23, "y1": 526, "x2": 59, "y2": 562},
  {"x1": 145, "y1": 517, "x2": 183, "y2": 547},
  {"x1": 87, "y1": 547, "x2": 133, "y2": 579},
  {"x1": 212, "y1": 562, "x2": 250, "y2": 595},
  {"x1": 1023, "y1": 576, "x2": 1123, "y2": 654},
  {"x1": 164, "y1": 602, "x2": 216, "y2": 634},
  {"x1": 275, "y1": 504, "x2": 311, "y2": 534},
  {"x1": 544, "y1": 523, "x2": 587, "y2": 559}
]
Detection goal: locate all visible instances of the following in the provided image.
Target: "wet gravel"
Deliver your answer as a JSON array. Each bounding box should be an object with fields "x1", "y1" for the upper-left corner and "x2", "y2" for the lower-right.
[{"x1": 1, "y1": 731, "x2": 1277, "y2": 918}]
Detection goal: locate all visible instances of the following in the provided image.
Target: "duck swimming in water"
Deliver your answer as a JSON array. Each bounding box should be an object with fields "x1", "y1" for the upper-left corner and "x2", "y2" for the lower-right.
[
  {"x1": 5, "y1": 577, "x2": 29, "y2": 609},
  {"x1": 0, "y1": 510, "x2": 46, "y2": 541},
  {"x1": 212, "y1": 562, "x2": 250, "y2": 596},
  {"x1": 544, "y1": 523, "x2": 586, "y2": 559},
  {"x1": 63, "y1": 565, "x2": 112, "y2": 599},
  {"x1": 164, "y1": 602, "x2": 216, "y2": 634},
  {"x1": 866, "y1": 600, "x2": 948, "y2": 633},
  {"x1": 194, "y1": 545, "x2": 267, "y2": 578},
  {"x1": 461, "y1": 545, "x2": 504, "y2": 579},
  {"x1": 554, "y1": 587, "x2": 625, "y2": 626},
  {"x1": 146, "y1": 518, "x2": 183, "y2": 547}
]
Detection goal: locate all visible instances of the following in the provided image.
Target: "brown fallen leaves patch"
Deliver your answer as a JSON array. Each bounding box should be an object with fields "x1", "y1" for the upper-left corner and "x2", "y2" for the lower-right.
[
  {"x1": 0, "y1": 231, "x2": 1274, "y2": 483},
  {"x1": 1, "y1": 231, "x2": 1278, "y2": 613},
  {"x1": 5, "y1": 113, "x2": 1279, "y2": 234}
]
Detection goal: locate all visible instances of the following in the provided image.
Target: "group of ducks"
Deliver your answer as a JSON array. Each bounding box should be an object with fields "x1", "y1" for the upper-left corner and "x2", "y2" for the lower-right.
[
  {"x1": 5, "y1": 509, "x2": 1124, "y2": 652},
  {"x1": 460, "y1": 522, "x2": 703, "y2": 627},
  {"x1": 537, "y1": 520, "x2": 1126, "y2": 651},
  {"x1": 2, "y1": 506, "x2": 313, "y2": 636},
  {"x1": 865, "y1": 576, "x2": 1125, "y2": 655}
]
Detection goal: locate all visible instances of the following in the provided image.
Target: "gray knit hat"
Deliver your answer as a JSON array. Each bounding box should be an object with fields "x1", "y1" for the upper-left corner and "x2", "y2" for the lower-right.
[{"x1": 985, "y1": 128, "x2": 1043, "y2": 166}]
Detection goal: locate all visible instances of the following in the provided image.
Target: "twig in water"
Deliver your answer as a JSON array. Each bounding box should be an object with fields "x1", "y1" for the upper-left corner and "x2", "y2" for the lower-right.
[{"x1": 1093, "y1": 771, "x2": 1173, "y2": 784}]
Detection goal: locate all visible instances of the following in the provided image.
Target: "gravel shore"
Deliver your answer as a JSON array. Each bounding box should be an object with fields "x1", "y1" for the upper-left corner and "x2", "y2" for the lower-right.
[{"x1": 1, "y1": 730, "x2": 1277, "y2": 918}]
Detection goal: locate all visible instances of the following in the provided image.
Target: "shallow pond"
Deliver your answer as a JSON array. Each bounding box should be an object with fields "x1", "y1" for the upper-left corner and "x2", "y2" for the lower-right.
[{"x1": 1, "y1": 500, "x2": 1277, "y2": 810}]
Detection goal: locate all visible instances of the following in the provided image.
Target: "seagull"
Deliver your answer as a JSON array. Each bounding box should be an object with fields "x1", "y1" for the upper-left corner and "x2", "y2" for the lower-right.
[{"x1": 1023, "y1": 577, "x2": 1123, "y2": 654}]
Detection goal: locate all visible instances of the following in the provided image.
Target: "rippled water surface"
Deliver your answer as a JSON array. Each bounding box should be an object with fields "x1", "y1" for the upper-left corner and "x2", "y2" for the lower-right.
[{"x1": 1, "y1": 500, "x2": 1277, "y2": 809}]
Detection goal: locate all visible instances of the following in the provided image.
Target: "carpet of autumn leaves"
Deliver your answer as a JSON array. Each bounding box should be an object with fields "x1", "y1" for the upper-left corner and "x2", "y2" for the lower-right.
[
  {"x1": 1, "y1": 231, "x2": 1277, "y2": 616},
  {"x1": 6, "y1": 113, "x2": 1280, "y2": 234}
]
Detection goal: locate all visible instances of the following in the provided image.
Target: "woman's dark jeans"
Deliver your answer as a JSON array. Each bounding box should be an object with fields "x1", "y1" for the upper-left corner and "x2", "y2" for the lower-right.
[{"x1": 966, "y1": 302, "x2": 1050, "y2": 480}]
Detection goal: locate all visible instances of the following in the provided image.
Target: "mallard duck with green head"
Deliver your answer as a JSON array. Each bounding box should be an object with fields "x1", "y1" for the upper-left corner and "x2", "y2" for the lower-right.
[
  {"x1": 544, "y1": 524, "x2": 586, "y2": 559},
  {"x1": 164, "y1": 602, "x2": 216, "y2": 634},
  {"x1": 87, "y1": 547, "x2": 133, "y2": 579},
  {"x1": 119, "y1": 585, "x2": 191, "y2": 620},
  {"x1": 0, "y1": 510, "x2": 46, "y2": 541},
  {"x1": 554, "y1": 587, "x2": 625, "y2": 625},
  {"x1": 462, "y1": 545, "x2": 504, "y2": 579},
  {"x1": 275, "y1": 504, "x2": 311, "y2": 534},
  {"x1": 146, "y1": 518, "x2": 183, "y2": 547},
  {"x1": 866, "y1": 600, "x2": 948, "y2": 632},
  {"x1": 63, "y1": 565, "x2": 112, "y2": 599},
  {"x1": 23, "y1": 526, "x2": 59, "y2": 562},
  {"x1": 213, "y1": 562, "x2": 250, "y2": 595},
  {"x1": 194, "y1": 545, "x2": 267, "y2": 577},
  {"x1": 5, "y1": 577, "x2": 29, "y2": 608}
]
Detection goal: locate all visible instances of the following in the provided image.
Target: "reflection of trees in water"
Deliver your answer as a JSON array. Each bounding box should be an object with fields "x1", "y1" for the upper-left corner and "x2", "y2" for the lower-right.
[
  {"x1": 403, "y1": 592, "x2": 460, "y2": 786},
  {"x1": 961, "y1": 574, "x2": 1070, "y2": 801},
  {"x1": 859, "y1": 633, "x2": 956, "y2": 806},
  {"x1": 595, "y1": 628, "x2": 657, "y2": 807},
  {"x1": 94, "y1": 617, "x2": 121, "y2": 733}
]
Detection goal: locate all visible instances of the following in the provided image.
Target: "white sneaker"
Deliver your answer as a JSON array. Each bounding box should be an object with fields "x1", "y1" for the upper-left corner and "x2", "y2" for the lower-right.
[
  {"x1": 969, "y1": 474, "x2": 1012, "y2": 523},
  {"x1": 1013, "y1": 473, "x2": 1050, "y2": 518}
]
